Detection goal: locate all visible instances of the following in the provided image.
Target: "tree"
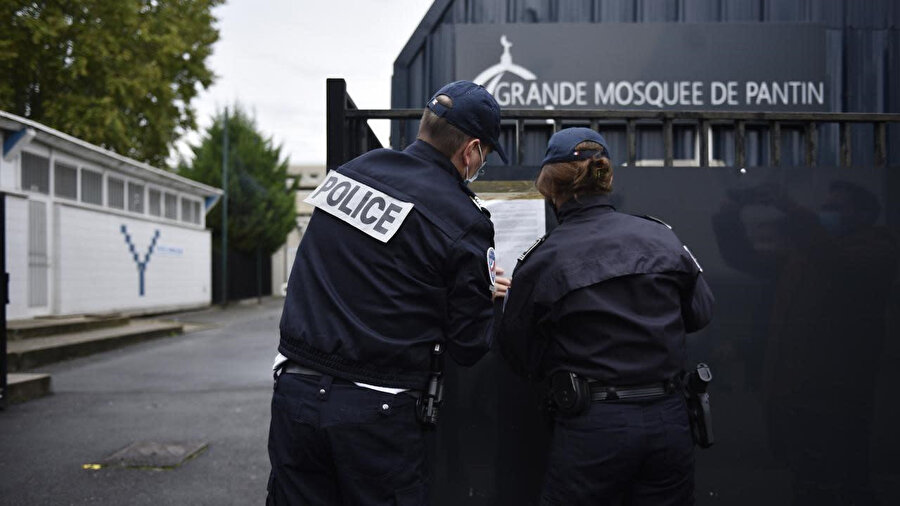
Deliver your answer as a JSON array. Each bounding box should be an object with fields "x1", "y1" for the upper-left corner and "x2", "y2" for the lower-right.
[
  {"x1": 0, "y1": 0, "x2": 222, "y2": 167},
  {"x1": 179, "y1": 105, "x2": 298, "y2": 256}
]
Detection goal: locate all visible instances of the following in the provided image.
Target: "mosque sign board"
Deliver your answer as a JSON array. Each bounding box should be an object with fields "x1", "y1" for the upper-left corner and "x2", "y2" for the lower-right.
[{"x1": 455, "y1": 24, "x2": 828, "y2": 111}]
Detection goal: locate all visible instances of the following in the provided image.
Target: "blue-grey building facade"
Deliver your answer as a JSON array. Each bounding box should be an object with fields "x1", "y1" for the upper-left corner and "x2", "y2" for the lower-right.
[{"x1": 392, "y1": 0, "x2": 899, "y2": 167}]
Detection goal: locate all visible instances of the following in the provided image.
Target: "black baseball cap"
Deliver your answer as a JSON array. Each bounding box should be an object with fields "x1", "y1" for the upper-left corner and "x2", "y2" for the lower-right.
[
  {"x1": 541, "y1": 127, "x2": 611, "y2": 166},
  {"x1": 426, "y1": 81, "x2": 509, "y2": 164}
]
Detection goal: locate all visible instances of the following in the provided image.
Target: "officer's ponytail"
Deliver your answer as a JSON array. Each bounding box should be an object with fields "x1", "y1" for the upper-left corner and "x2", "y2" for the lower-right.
[{"x1": 537, "y1": 141, "x2": 613, "y2": 204}]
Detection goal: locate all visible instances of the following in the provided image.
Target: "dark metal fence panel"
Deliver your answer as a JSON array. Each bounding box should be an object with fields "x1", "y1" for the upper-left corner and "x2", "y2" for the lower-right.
[
  {"x1": 211, "y1": 247, "x2": 271, "y2": 303},
  {"x1": 326, "y1": 79, "x2": 384, "y2": 171},
  {"x1": 338, "y1": 91, "x2": 900, "y2": 171},
  {"x1": 329, "y1": 78, "x2": 900, "y2": 504},
  {"x1": 360, "y1": 1, "x2": 900, "y2": 501}
]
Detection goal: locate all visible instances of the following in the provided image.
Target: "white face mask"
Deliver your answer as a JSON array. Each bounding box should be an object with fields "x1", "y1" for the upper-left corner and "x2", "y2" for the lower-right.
[{"x1": 464, "y1": 143, "x2": 487, "y2": 185}]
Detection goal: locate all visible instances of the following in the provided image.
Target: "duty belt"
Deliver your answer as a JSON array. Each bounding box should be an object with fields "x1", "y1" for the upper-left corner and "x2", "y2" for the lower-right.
[
  {"x1": 281, "y1": 361, "x2": 419, "y2": 397},
  {"x1": 282, "y1": 362, "x2": 321, "y2": 375},
  {"x1": 588, "y1": 381, "x2": 673, "y2": 401},
  {"x1": 280, "y1": 362, "x2": 356, "y2": 386}
]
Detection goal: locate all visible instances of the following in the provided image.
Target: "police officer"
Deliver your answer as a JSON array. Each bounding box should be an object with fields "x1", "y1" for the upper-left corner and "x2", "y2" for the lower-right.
[
  {"x1": 267, "y1": 81, "x2": 510, "y2": 505},
  {"x1": 497, "y1": 127, "x2": 714, "y2": 506}
]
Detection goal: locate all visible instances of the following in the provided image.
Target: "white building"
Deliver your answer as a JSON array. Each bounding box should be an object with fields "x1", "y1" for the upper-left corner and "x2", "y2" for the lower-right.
[
  {"x1": 1, "y1": 111, "x2": 222, "y2": 320},
  {"x1": 270, "y1": 164, "x2": 324, "y2": 294}
]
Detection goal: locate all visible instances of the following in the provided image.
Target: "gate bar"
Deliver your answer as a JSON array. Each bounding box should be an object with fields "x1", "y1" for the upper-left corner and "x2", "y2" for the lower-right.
[
  {"x1": 663, "y1": 118, "x2": 674, "y2": 167},
  {"x1": 805, "y1": 122, "x2": 818, "y2": 167},
  {"x1": 699, "y1": 121, "x2": 710, "y2": 167},
  {"x1": 840, "y1": 122, "x2": 852, "y2": 168},
  {"x1": 769, "y1": 121, "x2": 781, "y2": 167},
  {"x1": 735, "y1": 120, "x2": 746, "y2": 169},
  {"x1": 875, "y1": 122, "x2": 887, "y2": 168},
  {"x1": 626, "y1": 120, "x2": 636, "y2": 166}
]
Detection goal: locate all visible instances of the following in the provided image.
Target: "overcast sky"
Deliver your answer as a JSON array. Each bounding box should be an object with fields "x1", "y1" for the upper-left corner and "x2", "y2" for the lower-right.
[{"x1": 177, "y1": 0, "x2": 434, "y2": 167}]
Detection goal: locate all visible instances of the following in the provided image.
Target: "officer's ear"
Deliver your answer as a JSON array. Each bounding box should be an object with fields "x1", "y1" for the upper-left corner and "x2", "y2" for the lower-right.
[
  {"x1": 461, "y1": 138, "x2": 480, "y2": 167},
  {"x1": 466, "y1": 138, "x2": 481, "y2": 157}
]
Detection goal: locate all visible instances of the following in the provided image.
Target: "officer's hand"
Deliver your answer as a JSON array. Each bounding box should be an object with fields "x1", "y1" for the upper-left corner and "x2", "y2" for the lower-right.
[{"x1": 493, "y1": 267, "x2": 511, "y2": 300}]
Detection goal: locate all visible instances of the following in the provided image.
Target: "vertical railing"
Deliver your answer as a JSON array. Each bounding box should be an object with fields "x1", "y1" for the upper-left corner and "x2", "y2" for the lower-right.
[
  {"x1": 663, "y1": 117, "x2": 674, "y2": 167},
  {"x1": 325, "y1": 79, "x2": 348, "y2": 172},
  {"x1": 806, "y1": 122, "x2": 818, "y2": 167},
  {"x1": 769, "y1": 121, "x2": 781, "y2": 166},
  {"x1": 326, "y1": 79, "x2": 385, "y2": 172},
  {"x1": 327, "y1": 81, "x2": 899, "y2": 170},
  {"x1": 875, "y1": 123, "x2": 887, "y2": 167}
]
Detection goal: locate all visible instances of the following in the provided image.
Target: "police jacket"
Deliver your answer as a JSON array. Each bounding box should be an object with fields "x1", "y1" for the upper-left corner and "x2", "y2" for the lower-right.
[
  {"x1": 279, "y1": 140, "x2": 496, "y2": 390},
  {"x1": 497, "y1": 194, "x2": 714, "y2": 384}
]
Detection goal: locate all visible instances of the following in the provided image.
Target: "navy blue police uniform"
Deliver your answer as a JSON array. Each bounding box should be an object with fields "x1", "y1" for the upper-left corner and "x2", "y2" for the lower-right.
[
  {"x1": 268, "y1": 81, "x2": 509, "y2": 505},
  {"x1": 497, "y1": 128, "x2": 714, "y2": 506}
]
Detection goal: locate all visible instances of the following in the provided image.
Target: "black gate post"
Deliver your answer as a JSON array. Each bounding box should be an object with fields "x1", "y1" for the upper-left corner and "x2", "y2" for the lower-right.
[
  {"x1": 1, "y1": 192, "x2": 8, "y2": 410},
  {"x1": 326, "y1": 79, "x2": 348, "y2": 172}
]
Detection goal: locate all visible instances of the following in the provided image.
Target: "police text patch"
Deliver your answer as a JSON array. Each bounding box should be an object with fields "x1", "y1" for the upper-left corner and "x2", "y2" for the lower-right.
[{"x1": 304, "y1": 172, "x2": 414, "y2": 243}]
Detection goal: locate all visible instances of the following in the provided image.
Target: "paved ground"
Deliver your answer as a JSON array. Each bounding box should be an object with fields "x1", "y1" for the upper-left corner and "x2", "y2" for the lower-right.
[
  {"x1": 5, "y1": 297, "x2": 898, "y2": 505},
  {"x1": 0, "y1": 298, "x2": 284, "y2": 505}
]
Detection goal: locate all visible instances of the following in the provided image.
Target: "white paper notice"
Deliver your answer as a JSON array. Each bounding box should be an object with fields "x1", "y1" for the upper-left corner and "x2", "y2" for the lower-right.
[{"x1": 483, "y1": 199, "x2": 546, "y2": 274}]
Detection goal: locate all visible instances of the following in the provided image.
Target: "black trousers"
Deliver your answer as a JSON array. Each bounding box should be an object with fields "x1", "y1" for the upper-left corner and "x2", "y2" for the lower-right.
[
  {"x1": 540, "y1": 393, "x2": 695, "y2": 506},
  {"x1": 267, "y1": 372, "x2": 428, "y2": 505}
]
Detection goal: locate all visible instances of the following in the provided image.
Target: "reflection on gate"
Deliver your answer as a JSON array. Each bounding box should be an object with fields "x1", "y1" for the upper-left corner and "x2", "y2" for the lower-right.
[{"x1": 326, "y1": 78, "x2": 900, "y2": 506}]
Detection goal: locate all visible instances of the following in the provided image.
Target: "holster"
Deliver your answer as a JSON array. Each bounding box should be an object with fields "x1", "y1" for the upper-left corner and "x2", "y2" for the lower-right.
[
  {"x1": 682, "y1": 363, "x2": 715, "y2": 448},
  {"x1": 547, "y1": 371, "x2": 591, "y2": 417},
  {"x1": 416, "y1": 343, "x2": 444, "y2": 427}
]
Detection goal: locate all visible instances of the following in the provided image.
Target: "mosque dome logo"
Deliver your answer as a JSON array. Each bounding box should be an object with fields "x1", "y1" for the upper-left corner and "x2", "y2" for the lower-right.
[{"x1": 473, "y1": 35, "x2": 537, "y2": 95}]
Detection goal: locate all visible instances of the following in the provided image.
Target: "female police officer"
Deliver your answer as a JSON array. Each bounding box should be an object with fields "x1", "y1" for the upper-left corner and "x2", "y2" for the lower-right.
[{"x1": 497, "y1": 127, "x2": 714, "y2": 505}]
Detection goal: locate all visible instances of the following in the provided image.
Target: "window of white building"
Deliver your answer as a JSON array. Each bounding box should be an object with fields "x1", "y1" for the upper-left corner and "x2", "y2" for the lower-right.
[
  {"x1": 181, "y1": 197, "x2": 194, "y2": 224},
  {"x1": 54, "y1": 161, "x2": 78, "y2": 200},
  {"x1": 192, "y1": 200, "x2": 202, "y2": 224},
  {"x1": 108, "y1": 177, "x2": 125, "y2": 209},
  {"x1": 128, "y1": 182, "x2": 145, "y2": 213},
  {"x1": 21, "y1": 152, "x2": 50, "y2": 194},
  {"x1": 148, "y1": 188, "x2": 162, "y2": 216},
  {"x1": 80, "y1": 169, "x2": 103, "y2": 205},
  {"x1": 164, "y1": 192, "x2": 178, "y2": 219}
]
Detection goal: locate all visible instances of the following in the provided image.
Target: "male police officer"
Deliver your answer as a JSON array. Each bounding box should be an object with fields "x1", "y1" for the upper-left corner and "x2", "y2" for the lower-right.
[{"x1": 267, "y1": 81, "x2": 510, "y2": 505}]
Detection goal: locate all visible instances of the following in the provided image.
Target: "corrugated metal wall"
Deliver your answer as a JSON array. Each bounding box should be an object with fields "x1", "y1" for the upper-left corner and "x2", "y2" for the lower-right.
[{"x1": 391, "y1": 0, "x2": 899, "y2": 166}]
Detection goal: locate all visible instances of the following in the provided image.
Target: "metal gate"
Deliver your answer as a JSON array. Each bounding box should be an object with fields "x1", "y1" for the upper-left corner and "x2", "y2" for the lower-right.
[{"x1": 326, "y1": 78, "x2": 900, "y2": 506}]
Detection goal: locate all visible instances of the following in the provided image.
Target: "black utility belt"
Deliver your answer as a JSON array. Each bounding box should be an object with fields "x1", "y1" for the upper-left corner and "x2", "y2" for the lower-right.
[
  {"x1": 280, "y1": 361, "x2": 422, "y2": 398},
  {"x1": 281, "y1": 362, "x2": 355, "y2": 386},
  {"x1": 588, "y1": 382, "x2": 673, "y2": 402},
  {"x1": 548, "y1": 371, "x2": 675, "y2": 416},
  {"x1": 282, "y1": 362, "x2": 323, "y2": 375},
  {"x1": 282, "y1": 349, "x2": 447, "y2": 430}
]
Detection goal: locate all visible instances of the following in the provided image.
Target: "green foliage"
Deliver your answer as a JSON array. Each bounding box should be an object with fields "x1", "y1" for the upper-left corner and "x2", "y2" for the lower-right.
[
  {"x1": 180, "y1": 105, "x2": 298, "y2": 255},
  {"x1": 0, "y1": 0, "x2": 222, "y2": 167}
]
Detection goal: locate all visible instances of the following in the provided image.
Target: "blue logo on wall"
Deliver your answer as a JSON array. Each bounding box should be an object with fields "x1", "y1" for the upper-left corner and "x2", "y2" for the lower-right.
[{"x1": 120, "y1": 225, "x2": 161, "y2": 296}]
